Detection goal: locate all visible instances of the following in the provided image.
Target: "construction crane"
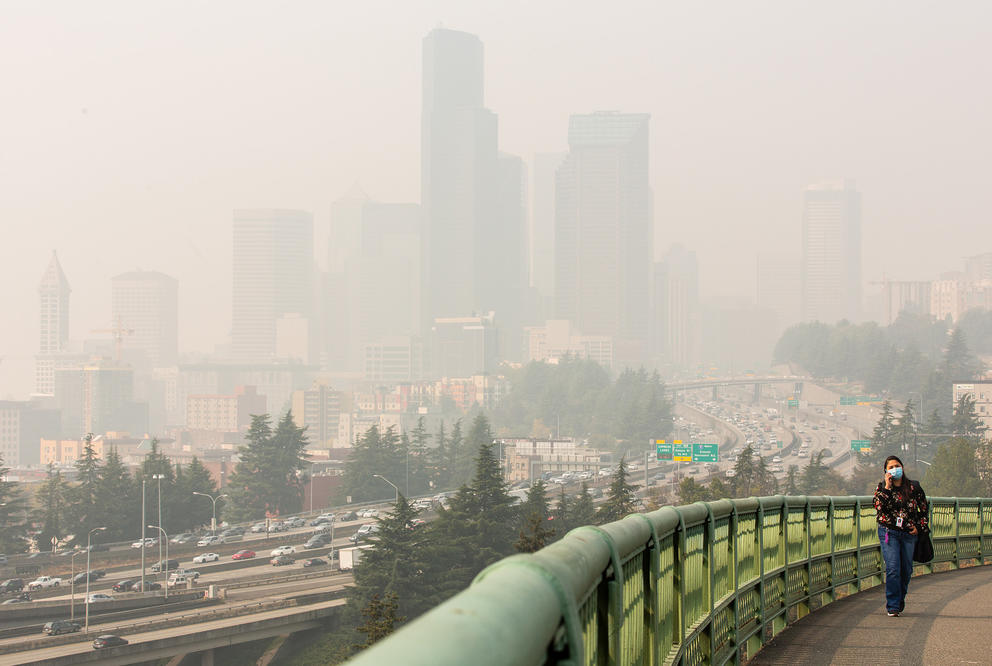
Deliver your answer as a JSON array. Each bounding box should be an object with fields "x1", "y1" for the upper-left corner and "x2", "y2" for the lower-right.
[{"x1": 90, "y1": 316, "x2": 134, "y2": 361}]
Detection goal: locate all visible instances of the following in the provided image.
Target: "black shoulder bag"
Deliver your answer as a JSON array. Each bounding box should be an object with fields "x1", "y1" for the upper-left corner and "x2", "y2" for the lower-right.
[{"x1": 912, "y1": 483, "x2": 934, "y2": 563}]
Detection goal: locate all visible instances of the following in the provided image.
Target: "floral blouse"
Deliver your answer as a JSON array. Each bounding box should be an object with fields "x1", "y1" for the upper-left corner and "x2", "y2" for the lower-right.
[{"x1": 874, "y1": 481, "x2": 929, "y2": 534}]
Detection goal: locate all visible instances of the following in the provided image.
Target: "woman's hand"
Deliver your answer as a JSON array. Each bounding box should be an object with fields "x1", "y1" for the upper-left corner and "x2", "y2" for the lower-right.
[
  {"x1": 909, "y1": 524, "x2": 918, "y2": 535},
  {"x1": 884, "y1": 471, "x2": 893, "y2": 490}
]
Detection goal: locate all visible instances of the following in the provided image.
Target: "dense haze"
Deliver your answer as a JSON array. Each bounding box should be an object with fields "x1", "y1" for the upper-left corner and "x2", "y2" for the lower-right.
[{"x1": 2, "y1": 1, "x2": 991, "y2": 398}]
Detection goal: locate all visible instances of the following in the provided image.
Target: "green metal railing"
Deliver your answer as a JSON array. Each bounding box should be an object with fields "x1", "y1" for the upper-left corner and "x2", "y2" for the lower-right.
[{"x1": 345, "y1": 495, "x2": 992, "y2": 665}]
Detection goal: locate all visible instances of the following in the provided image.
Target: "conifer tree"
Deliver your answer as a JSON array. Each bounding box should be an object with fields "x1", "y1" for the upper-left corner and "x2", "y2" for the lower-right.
[
  {"x1": 515, "y1": 481, "x2": 554, "y2": 552},
  {"x1": 570, "y1": 482, "x2": 597, "y2": 529},
  {"x1": 355, "y1": 592, "x2": 403, "y2": 649},
  {"x1": 596, "y1": 457, "x2": 638, "y2": 523},
  {"x1": 95, "y1": 447, "x2": 138, "y2": 541},
  {"x1": 69, "y1": 434, "x2": 102, "y2": 533},
  {"x1": 0, "y1": 455, "x2": 29, "y2": 554},
  {"x1": 34, "y1": 463, "x2": 70, "y2": 551}
]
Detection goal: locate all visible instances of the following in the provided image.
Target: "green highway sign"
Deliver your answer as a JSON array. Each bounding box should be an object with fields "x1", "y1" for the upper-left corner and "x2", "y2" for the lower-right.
[
  {"x1": 787, "y1": 399, "x2": 799, "y2": 408},
  {"x1": 673, "y1": 441, "x2": 692, "y2": 462},
  {"x1": 851, "y1": 439, "x2": 871, "y2": 451},
  {"x1": 841, "y1": 396, "x2": 882, "y2": 406},
  {"x1": 656, "y1": 440, "x2": 673, "y2": 461},
  {"x1": 692, "y1": 443, "x2": 719, "y2": 462},
  {"x1": 776, "y1": 440, "x2": 783, "y2": 449}
]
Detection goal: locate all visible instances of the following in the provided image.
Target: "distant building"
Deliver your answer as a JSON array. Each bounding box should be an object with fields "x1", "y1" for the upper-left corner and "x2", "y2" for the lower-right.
[
  {"x1": 54, "y1": 360, "x2": 137, "y2": 438},
  {"x1": 653, "y1": 245, "x2": 700, "y2": 368},
  {"x1": 756, "y1": 252, "x2": 802, "y2": 331},
  {"x1": 801, "y1": 180, "x2": 862, "y2": 323},
  {"x1": 0, "y1": 401, "x2": 61, "y2": 467},
  {"x1": 877, "y1": 280, "x2": 933, "y2": 325},
  {"x1": 186, "y1": 385, "x2": 266, "y2": 433},
  {"x1": 431, "y1": 313, "x2": 499, "y2": 378},
  {"x1": 363, "y1": 337, "x2": 424, "y2": 382},
  {"x1": 290, "y1": 382, "x2": 343, "y2": 448},
  {"x1": 531, "y1": 152, "x2": 566, "y2": 313},
  {"x1": 177, "y1": 362, "x2": 314, "y2": 423},
  {"x1": 501, "y1": 438, "x2": 605, "y2": 483},
  {"x1": 525, "y1": 320, "x2": 613, "y2": 369},
  {"x1": 555, "y1": 112, "x2": 652, "y2": 364},
  {"x1": 232, "y1": 209, "x2": 314, "y2": 361},
  {"x1": 931, "y1": 280, "x2": 992, "y2": 322},
  {"x1": 951, "y1": 380, "x2": 992, "y2": 434},
  {"x1": 965, "y1": 252, "x2": 992, "y2": 282},
  {"x1": 111, "y1": 270, "x2": 178, "y2": 368},
  {"x1": 36, "y1": 252, "x2": 72, "y2": 395}
]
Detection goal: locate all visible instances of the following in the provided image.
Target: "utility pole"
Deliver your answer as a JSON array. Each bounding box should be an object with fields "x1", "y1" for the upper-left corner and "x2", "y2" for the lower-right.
[
  {"x1": 153, "y1": 474, "x2": 165, "y2": 570},
  {"x1": 140, "y1": 479, "x2": 146, "y2": 592}
]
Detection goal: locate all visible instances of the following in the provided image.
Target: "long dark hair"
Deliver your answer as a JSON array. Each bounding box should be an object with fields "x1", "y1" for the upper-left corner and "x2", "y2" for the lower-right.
[{"x1": 883, "y1": 455, "x2": 912, "y2": 499}]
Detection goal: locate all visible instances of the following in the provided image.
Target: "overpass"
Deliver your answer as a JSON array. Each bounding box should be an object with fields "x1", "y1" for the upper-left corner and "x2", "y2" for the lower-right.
[
  {"x1": 666, "y1": 376, "x2": 806, "y2": 403},
  {"x1": 345, "y1": 494, "x2": 992, "y2": 665}
]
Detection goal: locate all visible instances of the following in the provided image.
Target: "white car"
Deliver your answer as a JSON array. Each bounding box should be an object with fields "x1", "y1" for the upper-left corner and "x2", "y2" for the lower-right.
[
  {"x1": 131, "y1": 538, "x2": 157, "y2": 549},
  {"x1": 87, "y1": 593, "x2": 113, "y2": 603},
  {"x1": 270, "y1": 545, "x2": 296, "y2": 557},
  {"x1": 196, "y1": 536, "x2": 224, "y2": 547},
  {"x1": 193, "y1": 552, "x2": 219, "y2": 563}
]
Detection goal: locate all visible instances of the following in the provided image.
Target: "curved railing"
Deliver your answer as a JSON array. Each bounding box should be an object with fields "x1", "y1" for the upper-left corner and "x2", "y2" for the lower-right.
[{"x1": 345, "y1": 495, "x2": 992, "y2": 665}]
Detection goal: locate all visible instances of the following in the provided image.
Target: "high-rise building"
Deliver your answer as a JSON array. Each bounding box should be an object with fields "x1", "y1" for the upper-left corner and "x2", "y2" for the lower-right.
[
  {"x1": 111, "y1": 270, "x2": 178, "y2": 368},
  {"x1": 232, "y1": 209, "x2": 314, "y2": 361},
  {"x1": 531, "y1": 152, "x2": 566, "y2": 311},
  {"x1": 756, "y1": 253, "x2": 802, "y2": 331},
  {"x1": 555, "y1": 112, "x2": 652, "y2": 363},
  {"x1": 965, "y1": 253, "x2": 992, "y2": 282},
  {"x1": 431, "y1": 313, "x2": 499, "y2": 379},
  {"x1": 290, "y1": 382, "x2": 343, "y2": 448},
  {"x1": 55, "y1": 360, "x2": 136, "y2": 437},
  {"x1": 0, "y1": 401, "x2": 61, "y2": 467},
  {"x1": 36, "y1": 252, "x2": 72, "y2": 394},
  {"x1": 421, "y1": 27, "x2": 498, "y2": 325},
  {"x1": 653, "y1": 245, "x2": 700, "y2": 368},
  {"x1": 801, "y1": 180, "x2": 862, "y2": 324}
]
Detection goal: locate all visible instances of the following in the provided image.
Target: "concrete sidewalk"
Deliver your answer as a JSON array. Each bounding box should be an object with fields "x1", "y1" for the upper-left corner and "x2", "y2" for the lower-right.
[{"x1": 749, "y1": 564, "x2": 992, "y2": 665}]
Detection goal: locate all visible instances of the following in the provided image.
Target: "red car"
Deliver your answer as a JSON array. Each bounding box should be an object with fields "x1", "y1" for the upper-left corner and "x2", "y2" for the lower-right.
[{"x1": 231, "y1": 549, "x2": 256, "y2": 560}]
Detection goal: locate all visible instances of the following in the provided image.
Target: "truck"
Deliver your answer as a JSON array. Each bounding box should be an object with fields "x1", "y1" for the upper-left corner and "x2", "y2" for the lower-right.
[
  {"x1": 337, "y1": 546, "x2": 372, "y2": 571},
  {"x1": 28, "y1": 576, "x2": 62, "y2": 590}
]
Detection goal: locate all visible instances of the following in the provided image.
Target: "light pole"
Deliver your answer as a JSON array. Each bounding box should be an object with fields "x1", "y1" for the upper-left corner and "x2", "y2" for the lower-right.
[
  {"x1": 140, "y1": 479, "x2": 146, "y2": 592},
  {"x1": 309, "y1": 463, "x2": 317, "y2": 516},
  {"x1": 152, "y1": 474, "x2": 165, "y2": 573},
  {"x1": 147, "y1": 525, "x2": 169, "y2": 599},
  {"x1": 84, "y1": 527, "x2": 106, "y2": 631},
  {"x1": 70, "y1": 551, "x2": 82, "y2": 621},
  {"x1": 192, "y1": 492, "x2": 228, "y2": 534},
  {"x1": 373, "y1": 474, "x2": 399, "y2": 503}
]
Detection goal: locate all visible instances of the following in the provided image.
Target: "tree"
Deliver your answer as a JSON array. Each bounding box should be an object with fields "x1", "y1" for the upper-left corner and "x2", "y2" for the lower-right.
[
  {"x1": 355, "y1": 592, "x2": 403, "y2": 649},
  {"x1": 950, "y1": 394, "x2": 987, "y2": 438},
  {"x1": 515, "y1": 481, "x2": 554, "y2": 553},
  {"x1": 678, "y1": 477, "x2": 715, "y2": 504},
  {"x1": 0, "y1": 455, "x2": 29, "y2": 554},
  {"x1": 784, "y1": 465, "x2": 800, "y2": 495},
  {"x1": 731, "y1": 445, "x2": 760, "y2": 497},
  {"x1": 923, "y1": 438, "x2": 984, "y2": 497},
  {"x1": 570, "y1": 482, "x2": 597, "y2": 529},
  {"x1": 68, "y1": 434, "x2": 102, "y2": 535},
  {"x1": 175, "y1": 457, "x2": 218, "y2": 531},
  {"x1": 34, "y1": 464, "x2": 70, "y2": 551},
  {"x1": 707, "y1": 477, "x2": 733, "y2": 501},
  {"x1": 596, "y1": 457, "x2": 638, "y2": 523},
  {"x1": 95, "y1": 447, "x2": 138, "y2": 542}
]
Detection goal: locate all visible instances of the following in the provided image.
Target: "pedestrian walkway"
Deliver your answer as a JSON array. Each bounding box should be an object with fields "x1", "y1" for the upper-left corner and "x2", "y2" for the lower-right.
[{"x1": 750, "y1": 564, "x2": 992, "y2": 665}]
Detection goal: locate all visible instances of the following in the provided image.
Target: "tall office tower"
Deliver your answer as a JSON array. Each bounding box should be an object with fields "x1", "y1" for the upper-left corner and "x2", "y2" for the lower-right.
[
  {"x1": 232, "y1": 209, "x2": 314, "y2": 361},
  {"x1": 55, "y1": 360, "x2": 136, "y2": 437},
  {"x1": 555, "y1": 112, "x2": 652, "y2": 363},
  {"x1": 531, "y1": 152, "x2": 566, "y2": 312},
  {"x1": 965, "y1": 252, "x2": 992, "y2": 282},
  {"x1": 653, "y1": 245, "x2": 700, "y2": 368},
  {"x1": 756, "y1": 253, "x2": 802, "y2": 331},
  {"x1": 36, "y1": 251, "x2": 71, "y2": 394},
  {"x1": 421, "y1": 27, "x2": 498, "y2": 326},
  {"x1": 801, "y1": 180, "x2": 862, "y2": 324},
  {"x1": 111, "y1": 270, "x2": 178, "y2": 368}
]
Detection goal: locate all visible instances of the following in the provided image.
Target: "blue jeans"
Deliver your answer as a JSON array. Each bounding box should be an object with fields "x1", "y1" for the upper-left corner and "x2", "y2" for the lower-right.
[{"x1": 878, "y1": 526, "x2": 917, "y2": 612}]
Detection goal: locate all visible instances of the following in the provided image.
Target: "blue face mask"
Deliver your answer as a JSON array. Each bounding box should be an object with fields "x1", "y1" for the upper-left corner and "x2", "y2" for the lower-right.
[{"x1": 889, "y1": 467, "x2": 903, "y2": 480}]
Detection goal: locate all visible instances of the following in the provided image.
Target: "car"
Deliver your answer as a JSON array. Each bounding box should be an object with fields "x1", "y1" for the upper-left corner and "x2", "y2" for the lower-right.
[
  {"x1": 0, "y1": 554, "x2": 6, "y2": 565},
  {"x1": 196, "y1": 536, "x2": 224, "y2": 547},
  {"x1": 310, "y1": 515, "x2": 333, "y2": 526},
  {"x1": 270, "y1": 555, "x2": 294, "y2": 566},
  {"x1": 93, "y1": 634, "x2": 129, "y2": 649},
  {"x1": 304, "y1": 536, "x2": 329, "y2": 549},
  {"x1": 0, "y1": 579, "x2": 25, "y2": 593},
  {"x1": 173, "y1": 533, "x2": 196, "y2": 545},
  {"x1": 170, "y1": 533, "x2": 195, "y2": 544},
  {"x1": 130, "y1": 581, "x2": 162, "y2": 592},
  {"x1": 193, "y1": 552, "x2": 219, "y2": 564},
  {"x1": 87, "y1": 593, "x2": 113, "y2": 603},
  {"x1": 338, "y1": 511, "x2": 359, "y2": 521},
  {"x1": 270, "y1": 545, "x2": 296, "y2": 557},
  {"x1": 43, "y1": 620, "x2": 82, "y2": 635},
  {"x1": 312, "y1": 523, "x2": 332, "y2": 535},
  {"x1": 150, "y1": 559, "x2": 180, "y2": 573},
  {"x1": 130, "y1": 537, "x2": 158, "y2": 549},
  {"x1": 112, "y1": 579, "x2": 136, "y2": 593},
  {"x1": 72, "y1": 572, "x2": 98, "y2": 585},
  {"x1": 268, "y1": 521, "x2": 288, "y2": 532},
  {"x1": 285, "y1": 517, "x2": 306, "y2": 528},
  {"x1": 1, "y1": 598, "x2": 28, "y2": 604},
  {"x1": 231, "y1": 550, "x2": 256, "y2": 560},
  {"x1": 221, "y1": 527, "x2": 244, "y2": 538},
  {"x1": 349, "y1": 524, "x2": 379, "y2": 543},
  {"x1": 28, "y1": 576, "x2": 62, "y2": 590},
  {"x1": 302, "y1": 557, "x2": 326, "y2": 567},
  {"x1": 250, "y1": 522, "x2": 268, "y2": 533}
]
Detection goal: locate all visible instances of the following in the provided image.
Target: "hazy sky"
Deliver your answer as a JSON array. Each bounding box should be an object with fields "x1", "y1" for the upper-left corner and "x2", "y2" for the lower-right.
[{"x1": 2, "y1": 1, "x2": 991, "y2": 398}]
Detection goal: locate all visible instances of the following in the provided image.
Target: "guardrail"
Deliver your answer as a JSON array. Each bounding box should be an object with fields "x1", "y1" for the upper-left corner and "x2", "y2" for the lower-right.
[{"x1": 344, "y1": 495, "x2": 992, "y2": 666}]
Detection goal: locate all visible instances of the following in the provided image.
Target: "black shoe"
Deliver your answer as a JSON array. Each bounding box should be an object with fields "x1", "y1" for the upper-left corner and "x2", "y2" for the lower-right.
[{"x1": 887, "y1": 610, "x2": 900, "y2": 617}]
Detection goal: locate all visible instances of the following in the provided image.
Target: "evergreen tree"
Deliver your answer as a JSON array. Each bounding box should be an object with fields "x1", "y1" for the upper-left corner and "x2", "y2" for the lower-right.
[
  {"x1": 515, "y1": 481, "x2": 554, "y2": 553},
  {"x1": 175, "y1": 457, "x2": 218, "y2": 531},
  {"x1": 893, "y1": 400, "x2": 917, "y2": 455},
  {"x1": 407, "y1": 417, "x2": 431, "y2": 496},
  {"x1": 870, "y1": 400, "x2": 897, "y2": 451},
  {"x1": 950, "y1": 394, "x2": 987, "y2": 438},
  {"x1": 570, "y1": 482, "x2": 597, "y2": 529},
  {"x1": 707, "y1": 477, "x2": 733, "y2": 501},
  {"x1": 596, "y1": 457, "x2": 638, "y2": 523},
  {"x1": 136, "y1": 439, "x2": 178, "y2": 535},
  {"x1": 429, "y1": 422, "x2": 449, "y2": 491},
  {"x1": 355, "y1": 592, "x2": 403, "y2": 649},
  {"x1": 226, "y1": 412, "x2": 309, "y2": 521},
  {"x1": 924, "y1": 438, "x2": 984, "y2": 497},
  {"x1": 95, "y1": 447, "x2": 138, "y2": 542},
  {"x1": 553, "y1": 485, "x2": 573, "y2": 532},
  {"x1": 447, "y1": 419, "x2": 466, "y2": 486},
  {"x1": 0, "y1": 455, "x2": 29, "y2": 554},
  {"x1": 34, "y1": 464, "x2": 70, "y2": 551},
  {"x1": 731, "y1": 445, "x2": 759, "y2": 497},
  {"x1": 678, "y1": 477, "x2": 715, "y2": 504},
  {"x1": 784, "y1": 465, "x2": 800, "y2": 495},
  {"x1": 68, "y1": 434, "x2": 102, "y2": 533}
]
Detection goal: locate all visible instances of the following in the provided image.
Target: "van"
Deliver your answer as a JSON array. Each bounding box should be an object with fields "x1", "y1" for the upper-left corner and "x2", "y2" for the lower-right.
[{"x1": 168, "y1": 574, "x2": 194, "y2": 588}]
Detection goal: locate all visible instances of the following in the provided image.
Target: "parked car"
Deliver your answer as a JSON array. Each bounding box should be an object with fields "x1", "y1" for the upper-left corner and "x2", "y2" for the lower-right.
[
  {"x1": 130, "y1": 581, "x2": 162, "y2": 592},
  {"x1": 93, "y1": 634, "x2": 129, "y2": 649},
  {"x1": 231, "y1": 550, "x2": 256, "y2": 560},
  {"x1": 270, "y1": 545, "x2": 296, "y2": 557},
  {"x1": 43, "y1": 620, "x2": 81, "y2": 635},
  {"x1": 193, "y1": 552, "x2": 219, "y2": 564},
  {"x1": 112, "y1": 579, "x2": 136, "y2": 593},
  {"x1": 0, "y1": 579, "x2": 25, "y2": 594},
  {"x1": 304, "y1": 536, "x2": 329, "y2": 549},
  {"x1": 150, "y1": 559, "x2": 180, "y2": 573},
  {"x1": 87, "y1": 593, "x2": 113, "y2": 603},
  {"x1": 270, "y1": 555, "x2": 294, "y2": 566},
  {"x1": 302, "y1": 557, "x2": 326, "y2": 567}
]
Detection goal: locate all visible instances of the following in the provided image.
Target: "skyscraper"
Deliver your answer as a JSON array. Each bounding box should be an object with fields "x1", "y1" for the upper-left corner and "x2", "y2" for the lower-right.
[
  {"x1": 421, "y1": 27, "x2": 498, "y2": 324},
  {"x1": 801, "y1": 180, "x2": 862, "y2": 323},
  {"x1": 555, "y1": 112, "x2": 652, "y2": 362},
  {"x1": 36, "y1": 251, "x2": 71, "y2": 394},
  {"x1": 531, "y1": 152, "x2": 566, "y2": 312},
  {"x1": 653, "y1": 245, "x2": 700, "y2": 368},
  {"x1": 756, "y1": 252, "x2": 802, "y2": 331},
  {"x1": 111, "y1": 270, "x2": 178, "y2": 368},
  {"x1": 232, "y1": 209, "x2": 314, "y2": 361}
]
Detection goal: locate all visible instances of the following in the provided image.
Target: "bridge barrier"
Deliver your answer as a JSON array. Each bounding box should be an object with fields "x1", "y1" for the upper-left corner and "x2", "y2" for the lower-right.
[{"x1": 345, "y1": 495, "x2": 992, "y2": 666}]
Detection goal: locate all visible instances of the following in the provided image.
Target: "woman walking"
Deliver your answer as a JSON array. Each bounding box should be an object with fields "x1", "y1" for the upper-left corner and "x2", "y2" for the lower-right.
[{"x1": 873, "y1": 455, "x2": 929, "y2": 616}]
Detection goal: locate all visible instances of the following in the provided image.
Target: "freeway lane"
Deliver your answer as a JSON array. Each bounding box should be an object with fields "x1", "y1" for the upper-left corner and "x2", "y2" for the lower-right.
[{"x1": 0, "y1": 598, "x2": 347, "y2": 666}]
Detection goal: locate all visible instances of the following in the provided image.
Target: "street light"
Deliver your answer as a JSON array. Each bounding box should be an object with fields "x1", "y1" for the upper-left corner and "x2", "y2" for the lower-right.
[
  {"x1": 147, "y1": 525, "x2": 169, "y2": 600},
  {"x1": 192, "y1": 492, "x2": 228, "y2": 534},
  {"x1": 70, "y1": 551, "x2": 82, "y2": 621},
  {"x1": 373, "y1": 474, "x2": 399, "y2": 503},
  {"x1": 84, "y1": 527, "x2": 106, "y2": 630},
  {"x1": 152, "y1": 474, "x2": 165, "y2": 576}
]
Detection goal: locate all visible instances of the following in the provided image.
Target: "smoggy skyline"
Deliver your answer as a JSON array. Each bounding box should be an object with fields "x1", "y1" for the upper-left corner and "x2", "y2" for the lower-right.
[{"x1": 2, "y1": 1, "x2": 991, "y2": 398}]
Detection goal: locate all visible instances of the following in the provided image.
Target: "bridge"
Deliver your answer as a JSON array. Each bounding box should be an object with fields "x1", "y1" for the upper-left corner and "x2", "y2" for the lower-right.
[
  {"x1": 666, "y1": 376, "x2": 805, "y2": 403},
  {"x1": 345, "y1": 495, "x2": 992, "y2": 665}
]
